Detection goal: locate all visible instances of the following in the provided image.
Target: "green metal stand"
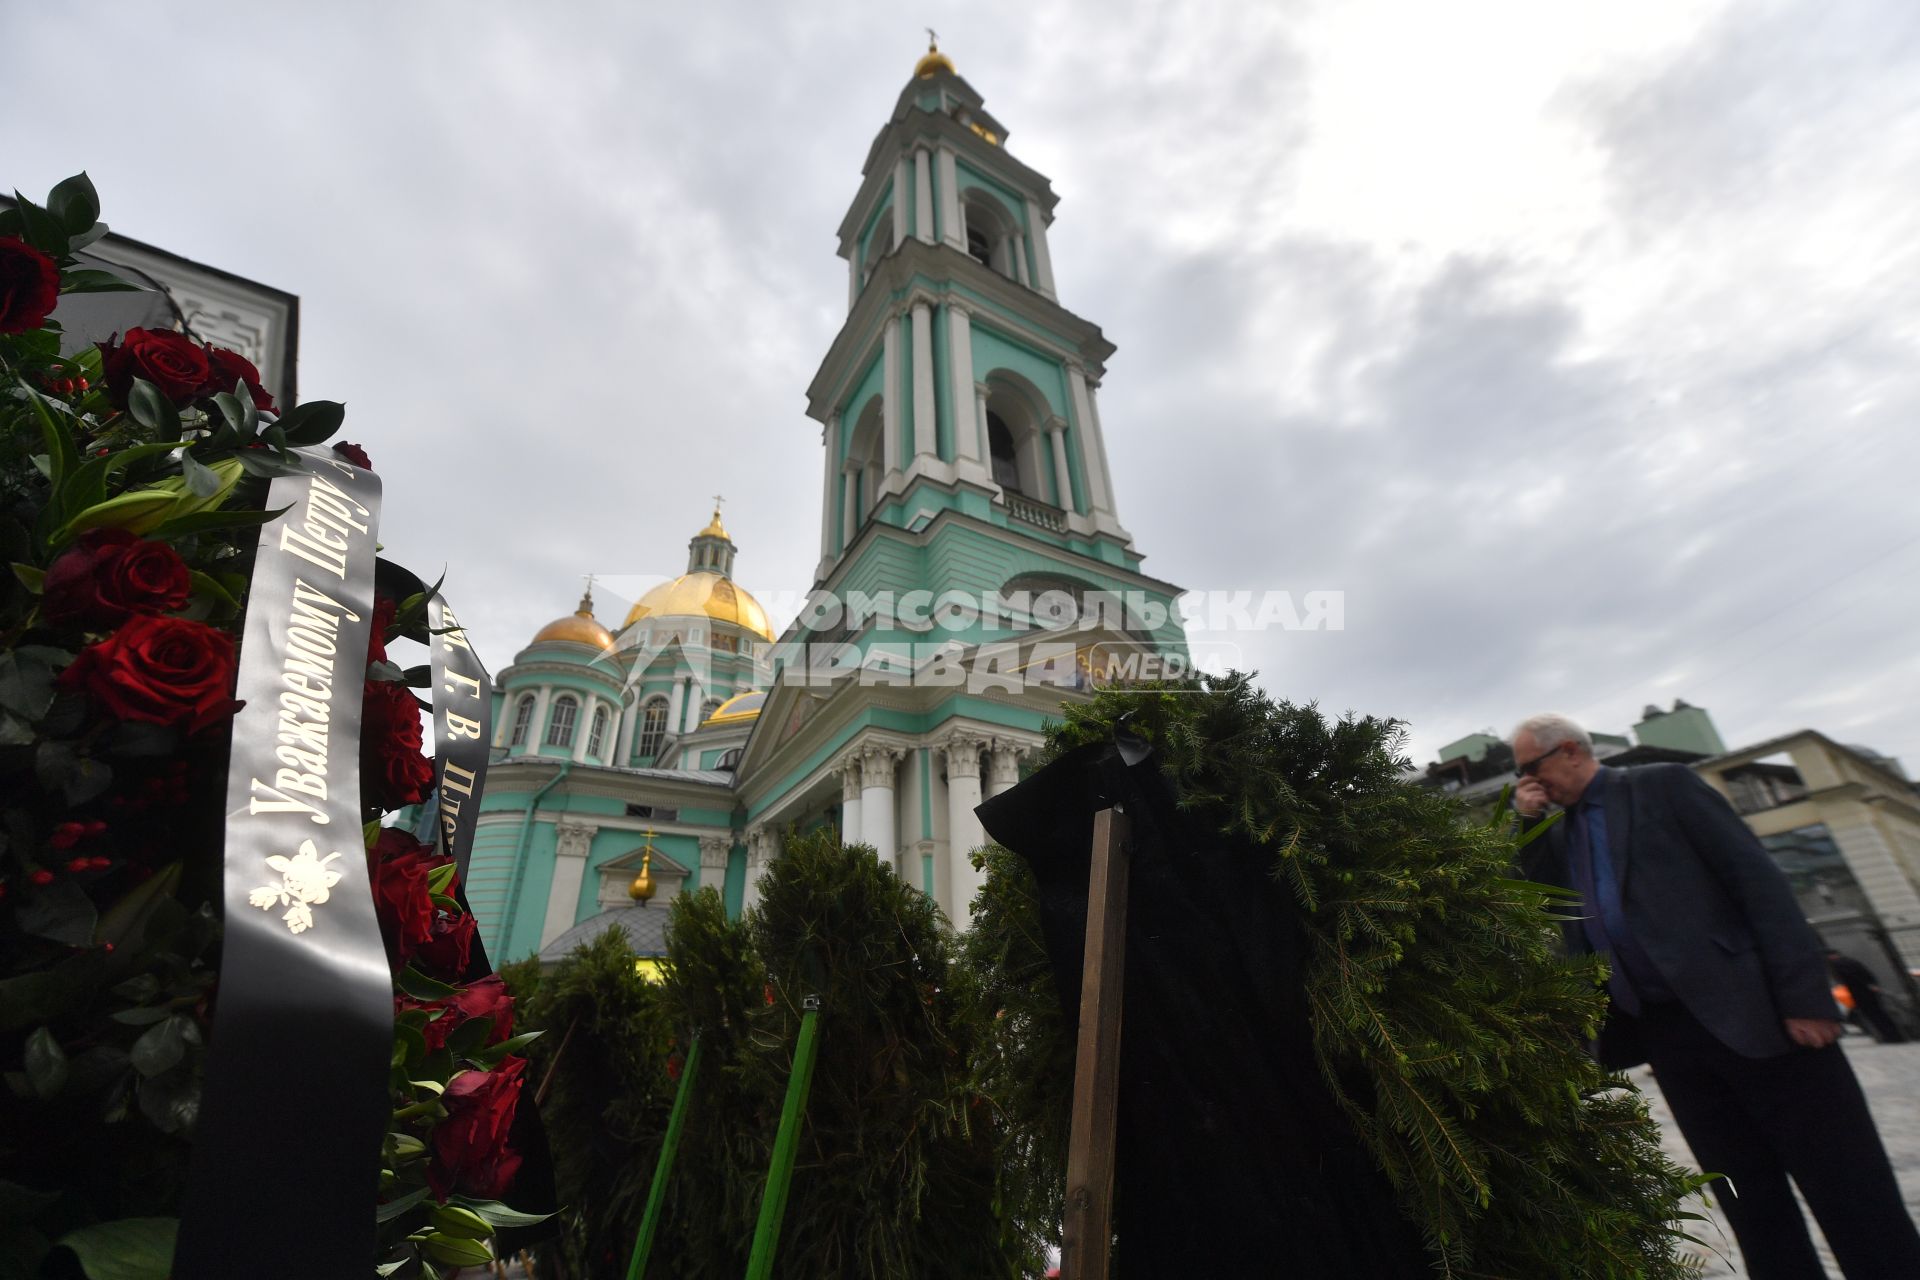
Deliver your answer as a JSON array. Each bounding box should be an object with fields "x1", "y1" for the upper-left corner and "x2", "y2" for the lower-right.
[
  {"x1": 744, "y1": 997, "x2": 821, "y2": 1280},
  {"x1": 625, "y1": 1034, "x2": 703, "y2": 1280}
]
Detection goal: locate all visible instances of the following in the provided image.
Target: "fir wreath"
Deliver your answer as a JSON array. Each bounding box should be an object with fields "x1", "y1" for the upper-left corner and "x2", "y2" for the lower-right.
[{"x1": 965, "y1": 673, "x2": 1716, "y2": 1278}]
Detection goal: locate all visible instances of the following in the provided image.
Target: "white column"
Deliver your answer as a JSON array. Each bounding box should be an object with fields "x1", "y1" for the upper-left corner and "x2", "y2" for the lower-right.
[
  {"x1": 1084, "y1": 380, "x2": 1126, "y2": 532},
  {"x1": 616, "y1": 696, "x2": 638, "y2": 767},
  {"x1": 985, "y1": 740, "x2": 1027, "y2": 800},
  {"x1": 942, "y1": 735, "x2": 987, "y2": 919},
  {"x1": 881, "y1": 316, "x2": 902, "y2": 476},
  {"x1": 1067, "y1": 365, "x2": 1114, "y2": 516},
  {"x1": 910, "y1": 302, "x2": 935, "y2": 461},
  {"x1": 493, "y1": 692, "x2": 515, "y2": 748},
  {"x1": 742, "y1": 827, "x2": 773, "y2": 913},
  {"x1": 539, "y1": 821, "x2": 598, "y2": 948},
  {"x1": 937, "y1": 146, "x2": 964, "y2": 250},
  {"x1": 698, "y1": 834, "x2": 731, "y2": 895},
  {"x1": 1024, "y1": 197, "x2": 1057, "y2": 299},
  {"x1": 839, "y1": 760, "x2": 864, "y2": 845},
  {"x1": 948, "y1": 305, "x2": 988, "y2": 483},
  {"x1": 973, "y1": 382, "x2": 1003, "y2": 499},
  {"x1": 528, "y1": 685, "x2": 552, "y2": 753},
  {"x1": 665, "y1": 680, "x2": 684, "y2": 743},
  {"x1": 859, "y1": 744, "x2": 902, "y2": 870},
  {"x1": 819, "y1": 415, "x2": 839, "y2": 563},
  {"x1": 571, "y1": 695, "x2": 597, "y2": 763},
  {"x1": 914, "y1": 149, "x2": 935, "y2": 244},
  {"x1": 1011, "y1": 231, "x2": 1031, "y2": 286},
  {"x1": 1046, "y1": 420, "x2": 1075, "y2": 512},
  {"x1": 683, "y1": 683, "x2": 705, "y2": 734},
  {"x1": 841, "y1": 462, "x2": 860, "y2": 546},
  {"x1": 892, "y1": 157, "x2": 911, "y2": 246}
]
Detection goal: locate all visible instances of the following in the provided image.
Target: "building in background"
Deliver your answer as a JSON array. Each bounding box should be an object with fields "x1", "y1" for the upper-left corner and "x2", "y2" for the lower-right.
[
  {"x1": 1, "y1": 195, "x2": 299, "y2": 407},
  {"x1": 470, "y1": 44, "x2": 1189, "y2": 964}
]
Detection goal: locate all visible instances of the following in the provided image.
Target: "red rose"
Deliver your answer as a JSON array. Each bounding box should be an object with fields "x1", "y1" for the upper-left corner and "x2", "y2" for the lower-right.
[
  {"x1": 42, "y1": 529, "x2": 191, "y2": 629},
  {"x1": 427, "y1": 1059, "x2": 526, "y2": 1202},
  {"x1": 58, "y1": 615, "x2": 240, "y2": 732},
  {"x1": 99, "y1": 328, "x2": 212, "y2": 407},
  {"x1": 367, "y1": 594, "x2": 398, "y2": 665},
  {"x1": 203, "y1": 345, "x2": 276, "y2": 412},
  {"x1": 0, "y1": 236, "x2": 60, "y2": 335},
  {"x1": 333, "y1": 442, "x2": 372, "y2": 471},
  {"x1": 415, "y1": 907, "x2": 477, "y2": 981},
  {"x1": 361, "y1": 678, "x2": 433, "y2": 811},
  {"x1": 399, "y1": 974, "x2": 515, "y2": 1052},
  {"x1": 368, "y1": 829, "x2": 442, "y2": 964}
]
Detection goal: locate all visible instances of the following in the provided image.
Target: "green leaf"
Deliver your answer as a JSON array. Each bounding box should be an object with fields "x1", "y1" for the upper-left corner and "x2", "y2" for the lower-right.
[
  {"x1": 25, "y1": 384, "x2": 78, "y2": 492},
  {"x1": 97, "y1": 862, "x2": 183, "y2": 951},
  {"x1": 68, "y1": 221, "x2": 111, "y2": 253},
  {"x1": 449, "y1": 1199, "x2": 555, "y2": 1230},
  {"x1": 426, "y1": 862, "x2": 458, "y2": 895},
  {"x1": 125, "y1": 379, "x2": 173, "y2": 432},
  {"x1": 46, "y1": 173, "x2": 100, "y2": 235},
  {"x1": 0, "y1": 647, "x2": 66, "y2": 720},
  {"x1": 442, "y1": 1015, "x2": 495, "y2": 1060},
  {"x1": 59, "y1": 269, "x2": 143, "y2": 296},
  {"x1": 107, "y1": 1006, "x2": 173, "y2": 1026},
  {"x1": 55, "y1": 1217, "x2": 177, "y2": 1280},
  {"x1": 211, "y1": 391, "x2": 249, "y2": 436},
  {"x1": 471, "y1": 1030, "x2": 543, "y2": 1068},
  {"x1": 11, "y1": 194, "x2": 67, "y2": 256},
  {"x1": 143, "y1": 504, "x2": 291, "y2": 541},
  {"x1": 276, "y1": 399, "x2": 347, "y2": 446},
  {"x1": 50, "y1": 491, "x2": 178, "y2": 545},
  {"x1": 422, "y1": 1231, "x2": 493, "y2": 1267},
  {"x1": 15, "y1": 881, "x2": 97, "y2": 947},
  {"x1": 23, "y1": 1028, "x2": 68, "y2": 1100},
  {"x1": 178, "y1": 452, "x2": 223, "y2": 499},
  {"x1": 427, "y1": 1203, "x2": 494, "y2": 1240},
  {"x1": 129, "y1": 1014, "x2": 198, "y2": 1079},
  {"x1": 377, "y1": 1187, "x2": 430, "y2": 1224},
  {"x1": 9, "y1": 564, "x2": 45, "y2": 594},
  {"x1": 395, "y1": 966, "x2": 459, "y2": 1001}
]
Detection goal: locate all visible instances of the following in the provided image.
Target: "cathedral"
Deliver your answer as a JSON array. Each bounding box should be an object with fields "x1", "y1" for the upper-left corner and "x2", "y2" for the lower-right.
[{"x1": 468, "y1": 44, "x2": 1189, "y2": 964}]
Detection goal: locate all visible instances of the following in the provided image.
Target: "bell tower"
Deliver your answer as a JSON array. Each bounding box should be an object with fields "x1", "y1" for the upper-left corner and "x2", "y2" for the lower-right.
[{"x1": 808, "y1": 38, "x2": 1138, "y2": 582}]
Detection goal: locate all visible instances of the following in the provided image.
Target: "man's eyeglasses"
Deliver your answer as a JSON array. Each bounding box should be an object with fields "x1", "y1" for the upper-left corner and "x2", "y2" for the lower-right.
[{"x1": 1516, "y1": 743, "x2": 1564, "y2": 778}]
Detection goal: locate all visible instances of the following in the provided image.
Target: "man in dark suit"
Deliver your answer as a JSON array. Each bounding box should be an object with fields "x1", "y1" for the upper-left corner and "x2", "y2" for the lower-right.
[{"x1": 1511, "y1": 713, "x2": 1920, "y2": 1279}]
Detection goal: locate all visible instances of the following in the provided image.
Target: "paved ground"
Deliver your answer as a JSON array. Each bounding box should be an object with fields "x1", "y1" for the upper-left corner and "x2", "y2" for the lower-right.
[{"x1": 1633, "y1": 1034, "x2": 1920, "y2": 1277}]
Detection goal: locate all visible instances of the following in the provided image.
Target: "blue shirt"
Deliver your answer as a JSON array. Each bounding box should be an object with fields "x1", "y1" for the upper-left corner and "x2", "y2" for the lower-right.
[{"x1": 1566, "y1": 768, "x2": 1673, "y2": 1012}]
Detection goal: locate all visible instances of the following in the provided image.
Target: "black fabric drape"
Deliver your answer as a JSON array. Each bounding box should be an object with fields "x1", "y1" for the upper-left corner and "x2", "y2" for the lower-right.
[{"x1": 978, "y1": 739, "x2": 1432, "y2": 1277}]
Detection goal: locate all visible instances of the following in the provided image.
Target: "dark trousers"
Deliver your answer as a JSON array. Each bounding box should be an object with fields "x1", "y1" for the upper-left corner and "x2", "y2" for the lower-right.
[{"x1": 1636, "y1": 1002, "x2": 1920, "y2": 1279}]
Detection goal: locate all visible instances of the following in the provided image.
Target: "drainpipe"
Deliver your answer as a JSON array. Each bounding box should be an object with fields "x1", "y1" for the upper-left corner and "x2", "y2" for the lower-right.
[{"x1": 499, "y1": 761, "x2": 571, "y2": 959}]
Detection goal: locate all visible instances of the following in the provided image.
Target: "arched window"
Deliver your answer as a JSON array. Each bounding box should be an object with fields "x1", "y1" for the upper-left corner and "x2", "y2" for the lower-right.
[
  {"x1": 509, "y1": 695, "x2": 535, "y2": 747},
  {"x1": 636, "y1": 698, "x2": 669, "y2": 762},
  {"x1": 988, "y1": 411, "x2": 1021, "y2": 493},
  {"x1": 546, "y1": 695, "x2": 578, "y2": 748},
  {"x1": 962, "y1": 195, "x2": 1017, "y2": 279},
  {"x1": 699, "y1": 697, "x2": 723, "y2": 725},
  {"x1": 861, "y1": 218, "x2": 895, "y2": 287},
  {"x1": 588, "y1": 705, "x2": 609, "y2": 758},
  {"x1": 718, "y1": 747, "x2": 742, "y2": 771},
  {"x1": 845, "y1": 397, "x2": 885, "y2": 529}
]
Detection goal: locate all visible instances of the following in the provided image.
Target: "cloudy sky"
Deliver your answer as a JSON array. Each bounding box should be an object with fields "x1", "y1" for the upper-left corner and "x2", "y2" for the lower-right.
[{"x1": 7, "y1": 0, "x2": 1918, "y2": 771}]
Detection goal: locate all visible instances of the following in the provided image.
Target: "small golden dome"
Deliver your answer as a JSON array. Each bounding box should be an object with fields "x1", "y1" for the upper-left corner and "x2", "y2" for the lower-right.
[
  {"x1": 703, "y1": 690, "x2": 766, "y2": 726},
  {"x1": 627, "y1": 844, "x2": 656, "y2": 905},
  {"x1": 697, "y1": 507, "x2": 729, "y2": 541},
  {"x1": 533, "y1": 589, "x2": 616, "y2": 650},
  {"x1": 622, "y1": 572, "x2": 774, "y2": 642},
  {"x1": 915, "y1": 38, "x2": 954, "y2": 79}
]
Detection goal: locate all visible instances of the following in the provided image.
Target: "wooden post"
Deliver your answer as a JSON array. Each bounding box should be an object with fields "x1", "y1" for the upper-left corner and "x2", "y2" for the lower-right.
[{"x1": 1061, "y1": 807, "x2": 1130, "y2": 1280}]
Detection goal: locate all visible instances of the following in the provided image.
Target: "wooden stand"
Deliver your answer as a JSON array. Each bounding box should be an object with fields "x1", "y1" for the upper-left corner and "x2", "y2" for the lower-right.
[{"x1": 1060, "y1": 807, "x2": 1130, "y2": 1280}]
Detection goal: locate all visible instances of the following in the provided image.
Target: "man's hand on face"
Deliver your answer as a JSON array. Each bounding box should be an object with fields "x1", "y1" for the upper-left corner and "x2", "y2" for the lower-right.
[
  {"x1": 1784, "y1": 1017, "x2": 1843, "y2": 1049},
  {"x1": 1514, "y1": 778, "x2": 1548, "y2": 818}
]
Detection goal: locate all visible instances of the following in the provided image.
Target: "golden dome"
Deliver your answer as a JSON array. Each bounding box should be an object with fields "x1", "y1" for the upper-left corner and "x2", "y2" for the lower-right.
[
  {"x1": 697, "y1": 507, "x2": 729, "y2": 540},
  {"x1": 533, "y1": 590, "x2": 616, "y2": 650},
  {"x1": 622, "y1": 572, "x2": 774, "y2": 642},
  {"x1": 704, "y1": 691, "x2": 766, "y2": 726},
  {"x1": 915, "y1": 38, "x2": 954, "y2": 78},
  {"x1": 627, "y1": 844, "x2": 656, "y2": 905}
]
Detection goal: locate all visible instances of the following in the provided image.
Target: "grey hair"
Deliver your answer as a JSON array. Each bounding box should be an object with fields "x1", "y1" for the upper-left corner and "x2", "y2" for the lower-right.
[{"x1": 1511, "y1": 713, "x2": 1593, "y2": 755}]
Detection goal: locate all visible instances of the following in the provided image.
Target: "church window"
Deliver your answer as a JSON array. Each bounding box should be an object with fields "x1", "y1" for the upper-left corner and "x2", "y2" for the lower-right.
[
  {"x1": 718, "y1": 748, "x2": 742, "y2": 770},
  {"x1": 967, "y1": 222, "x2": 993, "y2": 268},
  {"x1": 636, "y1": 698, "x2": 669, "y2": 761},
  {"x1": 509, "y1": 695, "x2": 535, "y2": 747},
  {"x1": 588, "y1": 706, "x2": 608, "y2": 758},
  {"x1": 988, "y1": 411, "x2": 1021, "y2": 492},
  {"x1": 546, "y1": 695, "x2": 578, "y2": 748},
  {"x1": 699, "y1": 697, "x2": 723, "y2": 724},
  {"x1": 712, "y1": 632, "x2": 738, "y2": 653}
]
